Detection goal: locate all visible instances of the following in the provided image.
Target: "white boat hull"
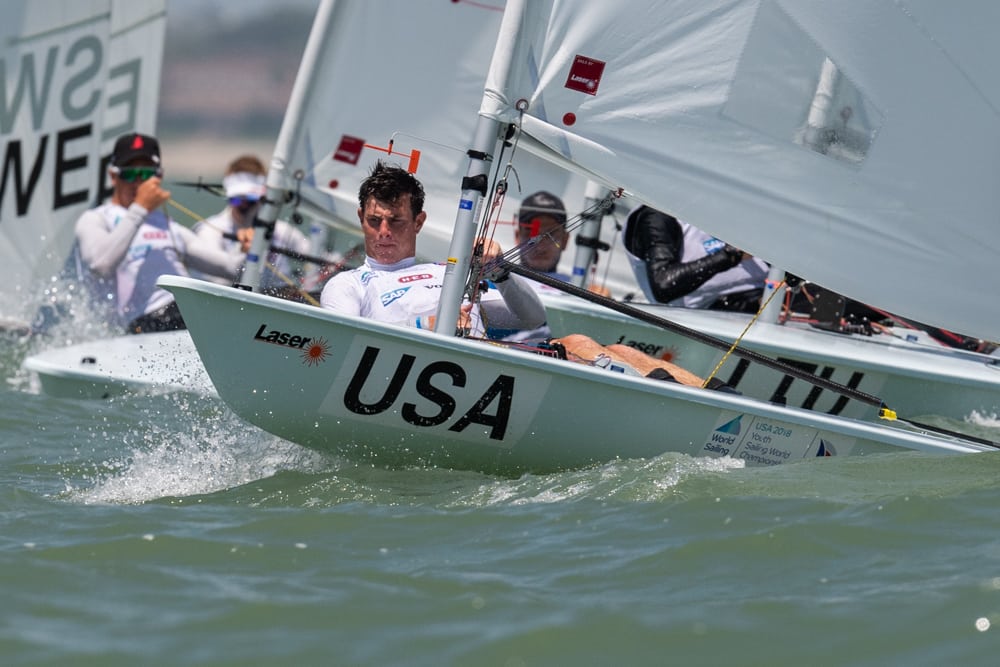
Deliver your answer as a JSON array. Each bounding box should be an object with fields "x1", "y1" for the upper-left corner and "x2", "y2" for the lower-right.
[
  {"x1": 158, "y1": 276, "x2": 993, "y2": 474},
  {"x1": 541, "y1": 294, "x2": 1000, "y2": 423},
  {"x1": 22, "y1": 330, "x2": 214, "y2": 399}
]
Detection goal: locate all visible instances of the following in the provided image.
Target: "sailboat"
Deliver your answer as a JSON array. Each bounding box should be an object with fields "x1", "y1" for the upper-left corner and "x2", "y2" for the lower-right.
[
  {"x1": 151, "y1": 0, "x2": 1000, "y2": 473},
  {"x1": 22, "y1": 0, "x2": 1000, "y2": 428},
  {"x1": 0, "y1": 0, "x2": 166, "y2": 331}
]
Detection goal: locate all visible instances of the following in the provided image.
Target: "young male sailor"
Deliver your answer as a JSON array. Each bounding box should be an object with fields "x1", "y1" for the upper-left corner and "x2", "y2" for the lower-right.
[
  {"x1": 75, "y1": 133, "x2": 245, "y2": 333},
  {"x1": 320, "y1": 162, "x2": 723, "y2": 390},
  {"x1": 320, "y1": 161, "x2": 546, "y2": 337}
]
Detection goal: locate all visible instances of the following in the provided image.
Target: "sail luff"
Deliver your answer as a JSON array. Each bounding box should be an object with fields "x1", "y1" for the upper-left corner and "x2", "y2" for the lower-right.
[{"x1": 243, "y1": 0, "x2": 339, "y2": 289}]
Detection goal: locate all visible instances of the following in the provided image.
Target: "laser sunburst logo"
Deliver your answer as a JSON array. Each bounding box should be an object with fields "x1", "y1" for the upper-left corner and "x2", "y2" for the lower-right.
[{"x1": 301, "y1": 337, "x2": 330, "y2": 366}]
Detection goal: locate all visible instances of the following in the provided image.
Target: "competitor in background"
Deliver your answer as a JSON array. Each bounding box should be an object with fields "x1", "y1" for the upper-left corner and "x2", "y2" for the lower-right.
[
  {"x1": 503, "y1": 190, "x2": 611, "y2": 342},
  {"x1": 74, "y1": 133, "x2": 244, "y2": 334},
  {"x1": 193, "y1": 155, "x2": 315, "y2": 293},
  {"x1": 623, "y1": 204, "x2": 769, "y2": 312}
]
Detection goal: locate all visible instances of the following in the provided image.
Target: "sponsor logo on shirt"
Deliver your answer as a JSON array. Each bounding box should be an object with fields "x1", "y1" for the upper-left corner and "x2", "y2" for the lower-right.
[
  {"x1": 398, "y1": 273, "x2": 434, "y2": 283},
  {"x1": 359, "y1": 270, "x2": 374, "y2": 285},
  {"x1": 380, "y1": 287, "x2": 410, "y2": 306},
  {"x1": 702, "y1": 237, "x2": 725, "y2": 255}
]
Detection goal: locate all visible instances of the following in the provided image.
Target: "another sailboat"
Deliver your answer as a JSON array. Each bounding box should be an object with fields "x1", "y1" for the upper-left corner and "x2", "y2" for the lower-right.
[
  {"x1": 0, "y1": 1, "x2": 166, "y2": 330},
  {"x1": 154, "y1": 0, "x2": 1000, "y2": 473},
  {"x1": 236, "y1": 0, "x2": 1000, "y2": 427}
]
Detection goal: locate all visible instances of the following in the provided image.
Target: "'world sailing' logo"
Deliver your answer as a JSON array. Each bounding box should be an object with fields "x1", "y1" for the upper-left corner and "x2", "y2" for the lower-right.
[{"x1": 704, "y1": 415, "x2": 743, "y2": 456}]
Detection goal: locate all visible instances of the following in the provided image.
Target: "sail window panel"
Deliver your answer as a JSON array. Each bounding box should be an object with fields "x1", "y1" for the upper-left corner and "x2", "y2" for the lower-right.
[{"x1": 721, "y1": 0, "x2": 883, "y2": 166}]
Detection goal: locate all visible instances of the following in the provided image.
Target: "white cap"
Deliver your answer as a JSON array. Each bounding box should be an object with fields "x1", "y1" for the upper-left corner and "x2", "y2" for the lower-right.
[{"x1": 223, "y1": 172, "x2": 266, "y2": 199}]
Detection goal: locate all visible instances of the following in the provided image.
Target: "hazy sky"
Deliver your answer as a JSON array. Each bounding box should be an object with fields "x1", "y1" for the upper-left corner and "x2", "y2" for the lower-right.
[{"x1": 167, "y1": 0, "x2": 320, "y2": 27}]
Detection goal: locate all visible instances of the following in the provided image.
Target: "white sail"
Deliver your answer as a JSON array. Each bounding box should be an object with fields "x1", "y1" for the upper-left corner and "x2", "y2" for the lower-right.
[
  {"x1": 268, "y1": 0, "x2": 636, "y2": 287},
  {"x1": 481, "y1": 0, "x2": 1000, "y2": 341},
  {"x1": 0, "y1": 0, "x2": 165, "y2": 323}
]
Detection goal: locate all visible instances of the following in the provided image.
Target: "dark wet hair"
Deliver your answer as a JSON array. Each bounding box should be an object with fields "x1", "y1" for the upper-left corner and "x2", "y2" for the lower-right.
[{"x1": 358, "y1": 160, "x2": 425, "y2": 217}]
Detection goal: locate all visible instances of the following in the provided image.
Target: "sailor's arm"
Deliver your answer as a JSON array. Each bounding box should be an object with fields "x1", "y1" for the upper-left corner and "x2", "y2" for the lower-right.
[
  {"x1": 490, "y1": 274, "x2": 547, "y2": 329},
  {"x1": 75, "y1": 205, "x2": 147, "y2": 276},
  {"x1": 634, "y1": 208, "x2": 741, "y2": 303},
  {"x1": 173, "y1": 224, "x2": 245, "y2": 279}
]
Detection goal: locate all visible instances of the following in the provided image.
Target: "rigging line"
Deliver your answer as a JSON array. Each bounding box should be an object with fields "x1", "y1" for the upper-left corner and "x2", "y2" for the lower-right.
[
  {"x1": 701, "y1": 280, "x2": 787, "y2": 389},
  {"x1": 488, "y1": 119, "x2": 617, "y2": 284},
  {"x1": 465, "y1": 136, "x2": 511, "y2": 304},
  {"x1": 494, "y1": 196, "x2": 615, "y2": 272},
  {"x1": 494, "y1": 261, "x2": 1000, "y2": 450},
  {"x1": 167, "y1": 198, "x2": 332, "y2": 265},
  {"x1": 892, "y1": 416, "x2": 1000, "y2": 449},
  {"x1": 259, "y1": 260, "x2": 320, "y2": 307}
]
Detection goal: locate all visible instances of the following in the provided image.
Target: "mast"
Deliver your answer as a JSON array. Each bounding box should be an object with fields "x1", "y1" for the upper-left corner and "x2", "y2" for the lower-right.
[
  {"x1": 434, "y1": 116, "x2": 501, "y2": 334},
  {"x1": 242, "y1": 0, "x2": 336, "y2": 290},
  {"x1": 569, "y1": 181, "x2": 613, "y2": 289}
]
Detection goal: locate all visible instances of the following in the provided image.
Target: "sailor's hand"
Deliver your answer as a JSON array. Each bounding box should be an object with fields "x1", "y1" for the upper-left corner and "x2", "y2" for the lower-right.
[
  {"x1": 457, "y1": 303, "x2": 473, "y2": 331},
  {"x1": 722, "y1": 244, "x2": 748, "y2": 266},
  {"x1": 588, "y1": 284, "x2": 612, "y2": 297},
  {"x1": 236, "y1": 227, "x2": 254, "y2": 253},
  {"x1": 476, "y1": 239, "x2": 502, "y2": 263},
  {"x1": 134, "y1": 176, "x2": 170, "y2": 211}
]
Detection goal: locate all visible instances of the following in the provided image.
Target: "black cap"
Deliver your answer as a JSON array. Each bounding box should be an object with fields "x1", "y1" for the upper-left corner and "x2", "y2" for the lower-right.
[
  {"x1": 517, "y1": 191, "x2": 566, "y2": 226},
  {"x1": 111, "y1": 132, "x2": 160, "y2": 166}
]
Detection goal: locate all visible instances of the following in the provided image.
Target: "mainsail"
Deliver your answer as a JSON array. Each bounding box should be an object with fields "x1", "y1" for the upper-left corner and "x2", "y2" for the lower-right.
[
  {"x1": 0, "y1": 1, "x2": 165, "y2": 323},
  {"x1": 480, "y1": 0, "x2": 1000, "y2": 341},
  {"x1": 265, "y1": 0, "x2": 631, "y2": 286}
]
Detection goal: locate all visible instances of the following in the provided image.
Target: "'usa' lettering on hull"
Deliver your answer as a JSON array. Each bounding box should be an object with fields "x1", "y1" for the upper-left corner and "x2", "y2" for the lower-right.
[{"x1": 343, "y1": 345, "x2": 514, "y2": 440}]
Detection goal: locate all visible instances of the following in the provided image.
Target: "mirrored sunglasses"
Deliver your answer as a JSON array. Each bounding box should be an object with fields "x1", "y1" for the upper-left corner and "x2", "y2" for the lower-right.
[
  {"x1": 228, "y1": 195, "x2": 261, "y2": 211},
  {"x1": 116, "y1": 166, "x2": 162, "y2": 183}
]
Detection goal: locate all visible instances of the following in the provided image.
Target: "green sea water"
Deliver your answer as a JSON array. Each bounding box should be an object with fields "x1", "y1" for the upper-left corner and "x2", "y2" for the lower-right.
[{"x1": 4, "y1": 331, "x2": 1000, "y2": 666}]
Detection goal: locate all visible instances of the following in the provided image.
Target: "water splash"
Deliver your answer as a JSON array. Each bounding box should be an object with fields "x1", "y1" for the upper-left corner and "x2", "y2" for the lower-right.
[
  {"x1": 64, "y1": 396, "x2": 328, "y2": 505},
  {"x1": 967, "y1": 410, "x2": 1000, "y2": 430},
  {"x1": 460, "y1": 453, "x2": 746, "y2": 507}
]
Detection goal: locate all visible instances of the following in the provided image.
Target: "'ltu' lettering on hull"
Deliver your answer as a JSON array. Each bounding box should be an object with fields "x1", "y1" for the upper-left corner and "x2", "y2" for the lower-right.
[{"x1": 343, "y1": 345, "x2": 514, "y2": 440}]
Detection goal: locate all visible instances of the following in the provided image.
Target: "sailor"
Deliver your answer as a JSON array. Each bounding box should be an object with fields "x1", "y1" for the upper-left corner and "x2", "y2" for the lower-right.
[
  {"x1": 193, "y1": 154, "x2": 318, "y2": 292},
  {"x1": 74, "y1": 132, "x2": 244, "y2": 334},
  {"x1": 623, "y1": 204, "x2": 769, "y2": 312},
  {"x1": 320, "y1": 162, "x2": 724, "y2": 390},
  {"x1": 501, "y1": 191, "x2": 611, "y2": 342},
  {"x1": 319, "y1": 161, "x2": 547, "y2": 337}
]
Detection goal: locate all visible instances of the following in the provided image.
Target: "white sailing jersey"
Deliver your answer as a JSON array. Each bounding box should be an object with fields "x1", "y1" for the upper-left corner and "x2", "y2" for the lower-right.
[{"x1": 320, "y1": 257, "x2": 545, "y2": 338}]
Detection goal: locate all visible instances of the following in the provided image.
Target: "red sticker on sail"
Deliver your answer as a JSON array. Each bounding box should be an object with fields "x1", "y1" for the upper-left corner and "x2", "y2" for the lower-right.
[
  {"x1": 565, "y1": 55, "x2": 605, "y2": 95},
  {"x1": 333, "y1": 135, "x2": 365, "y2": 165}
]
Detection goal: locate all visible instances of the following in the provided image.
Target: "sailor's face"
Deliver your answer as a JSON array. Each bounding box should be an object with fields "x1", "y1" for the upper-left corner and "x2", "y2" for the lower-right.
[
  {"x1": 359, "y1": 194, "x2": 426, "y2": 264},
  {"x1": 111, "y1": 159, "x2": 158, "y2": 208},
  {"x1": 516, "y1": 214, "x2": 569, "y2": 272}
]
